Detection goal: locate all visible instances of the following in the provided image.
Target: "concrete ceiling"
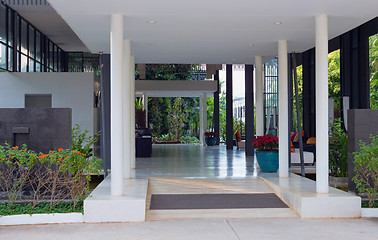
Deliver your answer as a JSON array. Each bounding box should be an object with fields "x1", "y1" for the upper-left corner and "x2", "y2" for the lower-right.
[
  {"x1": 42, "y1": 1, "x2": 378, "y2": 63},
  {"x1": 7, "y1": 1, "x2": 89, "y2": 52}
]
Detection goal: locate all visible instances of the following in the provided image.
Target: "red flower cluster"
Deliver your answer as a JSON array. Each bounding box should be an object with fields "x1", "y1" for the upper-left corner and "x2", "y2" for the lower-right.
[
  {"x1": 204, "y1": 131, "x2": 218, "y2": 137},
  {"x1": 252, "y1": 135, "x2": 278, "y2": 151}
]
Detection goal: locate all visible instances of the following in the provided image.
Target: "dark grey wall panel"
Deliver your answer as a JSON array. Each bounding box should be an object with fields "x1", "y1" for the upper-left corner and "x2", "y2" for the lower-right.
[
  {"x1": 0, "y1": 108, "x2": 72, "y2": 153},
  {"x1": 347, "y1": 109, "x2": 378, "y2": 192}
]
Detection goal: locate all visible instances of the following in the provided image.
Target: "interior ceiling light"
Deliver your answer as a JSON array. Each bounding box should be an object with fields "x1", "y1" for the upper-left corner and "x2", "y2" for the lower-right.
[
  {"x1": 147, "y1": 20, "x2": 156, "y2": 24},
  {"x1": 249, "y1": 44, "x2": 255, "y2": 47},
  {"x1": 232, "y1": 58, "x2": 237, "y2": 61},
  {"x1": 274, "y1": 21, "x2": 282, "y2": 25}
]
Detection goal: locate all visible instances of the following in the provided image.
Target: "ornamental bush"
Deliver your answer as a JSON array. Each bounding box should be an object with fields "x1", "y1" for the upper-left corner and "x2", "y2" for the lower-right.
[
  {"x1": 0, "y1": 128, "x2": 102, "y2": 210},
  {"x1": 352, "y1": 135, "x2": 378, "y2": 208}
]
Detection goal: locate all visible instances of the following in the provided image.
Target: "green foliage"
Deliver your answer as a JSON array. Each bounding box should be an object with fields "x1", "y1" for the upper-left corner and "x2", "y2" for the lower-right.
[
  {"x1": 71, "y1": 124, "x2": 100, "y2": 158},
  {"x1": 233, "y1": 117, "x2": 245, "y2": 136},
  {"x1": 135, "y1": 97, "x2": 143, "y2": 110},
  {"x1": 0, "y1": 201, "x2": 83, "y2": 216},
  {"x1": 329, "y1": 118, "x2": 348, "y2": 177},
  {"x1": 293, "y1": 65, "x2": 303, "y2": 131},
  {"x1": 180, "y1": 135, "x2": 200, "y2": 144},
  {"x1": 352, "y1": 135, "x2": 378, "y2": 208},
  {"x1": 157, "y1": 133, "x2": 175, "y2": 142},
  {"x1": 145, "y1": 64, "x2": 193, "y2": 80},
  {"x1": 370, "y1": 34, "x2": 378, "y2": 109},
  {"x1": 0, "y1": 126, "x2": 103, "y2": 209}
]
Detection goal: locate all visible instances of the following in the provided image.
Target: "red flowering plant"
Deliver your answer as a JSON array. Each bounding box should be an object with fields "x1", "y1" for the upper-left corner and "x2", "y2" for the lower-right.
[
  {"x1": 204, "y1": 131, "x2": 218, "y2": 138},
  {"x1": 252, "y1": 135, "x2": 278, "y2": 151}
]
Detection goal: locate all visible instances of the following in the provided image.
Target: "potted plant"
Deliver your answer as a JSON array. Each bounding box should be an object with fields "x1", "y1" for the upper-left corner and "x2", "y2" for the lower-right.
[
  {"x1": 204, "y1": 131, "x2": 218, "y2": 146},
  {"x1": 252, "y1": 135, "x2": 279, "y2": 172},
  {"x1": 353, "y1": 135, "x2": 378, "y2": 216}
]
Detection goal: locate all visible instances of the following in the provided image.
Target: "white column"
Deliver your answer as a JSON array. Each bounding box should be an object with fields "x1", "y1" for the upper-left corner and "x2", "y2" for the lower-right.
[
  {"x1": 199, "y1": 95, "x2": 204, "y2": 145},
  {"x1": 143, "y1": 93, "x2": 148, "y2": 127},
  {"x1": 123, "y1": 39, "x2": 131, "y2": 179},
  {"x1": 203, "y1": 93, "x2": 207, "y2": 146},
  {"x1": 110, "y1": 14, "x2": 124, "y2": 196},
  {"x1": 255, "y1": 56, "x2": 264, "y2": 136},
  {"x1": 278, "y1": 40, "x2": 289, "y2": 178},
  {"x1": 316, "y1": 14, "x2": 329, "y2": 193},
  {"x1": 130, "y1": 56, "x2": 136, "y2": 169}
]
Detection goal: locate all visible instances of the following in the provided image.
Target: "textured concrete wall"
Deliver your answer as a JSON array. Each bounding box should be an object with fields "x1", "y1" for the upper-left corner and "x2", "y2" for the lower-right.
[
  {"x1": 0, "y1": 108, "x2": 72, "y2": 153},
  {"x1": 347, "y1": 109, "x2": 378, "y2": 192}
]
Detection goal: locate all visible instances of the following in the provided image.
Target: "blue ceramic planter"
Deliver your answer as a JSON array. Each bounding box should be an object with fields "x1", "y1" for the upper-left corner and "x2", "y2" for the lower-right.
[
  {"x1": 205, "y1": 137, "x2": 217, "y2": 146},
  {"x1": 256, "y1": 150, "x2": 279, "y2": 172}
]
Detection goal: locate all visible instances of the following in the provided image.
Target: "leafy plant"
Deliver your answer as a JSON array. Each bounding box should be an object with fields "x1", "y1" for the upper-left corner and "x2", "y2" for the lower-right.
[
  {"x1": 329, "y1": 118, "x2": 348, "y2": 177},
  {"x1": 71, "y1": 124, "x2": 100, "y2": 158},
  {"x1": 0, "y1": 126, "x2": 102, "y2": 210},
  {"x1": 180, "y1": 135, "x2": 199, "y2": 144},
  {"x1": 352, "y1": 135, "x2": 378, "y2": 208},
  {"x1": 0, "y1": 201, "x2": 84, "y2": 216}
]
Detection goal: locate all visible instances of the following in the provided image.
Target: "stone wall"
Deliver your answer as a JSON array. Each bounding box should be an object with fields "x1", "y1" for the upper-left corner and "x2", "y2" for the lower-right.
[{"x1": 0, "y1": 108, "x2": 72, "y2": 153}]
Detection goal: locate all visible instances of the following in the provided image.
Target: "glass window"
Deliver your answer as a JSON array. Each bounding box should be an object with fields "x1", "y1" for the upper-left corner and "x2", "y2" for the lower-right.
[
  {"x1": 35, "y1": 61, "x2": 41, "y2": 72},
  {"x1": 8, "y1": 9, "x2": 13, "y2": 47},
  {"x1": 0, "y1": 4, "x2": 6, "y2": 44},
  {"x1": 16, "y1": 16, "x2": 19, "y2": 51},
  {"x1": 29, "y1": 26, "x2": 35, "y2": 58},
  {"x1": 49, "y1": 41, "x2": 53, "y2": 69},
  {"x1": 54, "y1": 45, "x2": 58, "y2": 71},
  {"x1": 29, "y1": 58, "x2": 34, "y2": 72},
  {"x1": 8, "y1": 47, "x2": 13, "y2": 71},
  {"x1": 36, "y1": 31, "x2": 41, "y2": 61},
  {"x1": 20, "y1": 20, "x2": 28, "y2": 55},
  {"x1": 0, "y1": 43, "x2": 6, "y2": 69},
  {"x1": 20, "y1": 54, "x2": 27, "y2": 72}
]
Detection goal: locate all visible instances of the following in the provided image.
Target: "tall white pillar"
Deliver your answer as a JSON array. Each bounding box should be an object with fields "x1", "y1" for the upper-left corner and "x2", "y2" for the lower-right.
[
  {"x1": 255, "y1": 56, "x2": 264, "y2": 136},
  {"x1": 110, "y1": 14, "x2": 124, "y2": 196},
  {"x1": 278, "y1": 40, "x2": 289, "y2": 178},
  {"x1": 143, "y1": 93, "x2": 148, "y2": 127},
  {"x1": 122, "y1": 39, "x2": 131, "y2": 179},
  {"x1": 316, "y1": 14, "x2": 329, "y2": 193},
  {"x1": 130, "y1": 56, "x2": 136, "y2": 169},
  {"x1": 199, "y1": 95, "x2": 204, "y2": 145},
  {"x1": 203, "y1": 93, "x2": 207, "y2": 146}
]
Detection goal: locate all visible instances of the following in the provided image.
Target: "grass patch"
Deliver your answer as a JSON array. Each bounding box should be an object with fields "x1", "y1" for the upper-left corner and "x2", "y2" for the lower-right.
[
  {"x1": 361, "y1": 201, "x2": 378, "y2": 208},
  {"x1": 0, "y1": 201, "x2": 83, "y2": 216}
]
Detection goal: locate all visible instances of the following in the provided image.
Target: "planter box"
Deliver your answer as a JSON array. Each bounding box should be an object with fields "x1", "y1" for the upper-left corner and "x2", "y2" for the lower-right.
[
  {"x1": 0, "y1": 213, "x2": 83, "y2": 226},
  {"x1": 329, "y1": 176, "x2": 348, "y2": 190},
  {"x1": 361, "y1": 208, "x2": 378, "y2": 218}
]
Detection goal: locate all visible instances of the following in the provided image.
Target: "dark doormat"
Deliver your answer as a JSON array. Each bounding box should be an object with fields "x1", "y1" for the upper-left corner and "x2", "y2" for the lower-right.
[{"x1": 150, "y1": 193, "x2": 288, "y2": 210}]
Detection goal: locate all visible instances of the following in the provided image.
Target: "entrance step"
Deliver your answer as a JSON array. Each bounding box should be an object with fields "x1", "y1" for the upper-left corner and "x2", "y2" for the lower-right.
[{"x1": 146, "y1": 178, "x2": 298, "y2": 221}]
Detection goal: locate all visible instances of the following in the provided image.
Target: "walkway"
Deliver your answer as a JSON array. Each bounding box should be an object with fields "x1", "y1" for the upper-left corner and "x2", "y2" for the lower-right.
[
  {"x1": 1, "y1": 218, "x2": 377, "y2": 240},
  {"x1": 133, "y1": 144, "x2": 258, "y2": 178}
]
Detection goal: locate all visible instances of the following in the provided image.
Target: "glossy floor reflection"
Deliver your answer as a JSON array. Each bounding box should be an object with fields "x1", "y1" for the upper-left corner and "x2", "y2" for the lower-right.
[{"x1": 133, "y1": 144, "x2": 258, "y2": 178}]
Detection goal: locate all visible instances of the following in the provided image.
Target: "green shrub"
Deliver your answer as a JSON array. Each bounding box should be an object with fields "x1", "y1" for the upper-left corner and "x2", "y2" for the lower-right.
[
  {"x1": 0, "y1": 126, "x2": 102, "y2": 210},
  {"x1": 329, "y1": 119, "x2": 348, "y2": 177},
  {"x1": 352, "y1": 135, "x2": 378, "y2": 208},
  {"x1": 180, "y1": 135, "x2": 199, "y2": 144}
]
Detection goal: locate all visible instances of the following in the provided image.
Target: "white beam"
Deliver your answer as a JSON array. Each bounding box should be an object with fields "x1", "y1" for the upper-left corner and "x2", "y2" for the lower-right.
[
  {"x1": 316, "y1": 14, "x2": 329, "y2": 193},
  {"x1": 110, "y1": 14, "x2": 124, "y2": 196},
  {"x1": 130, "y1": 56, "x2": 136, "y2": 170},
  {"x1": 278, "y1": 40, "x2": 289, "y2": 178},
  {"x1": 123, "y1": 39, "x2": 131, "y2": 179},
  {"x1": 255, "y1": 56, "x2": 264, "y2": 136}
]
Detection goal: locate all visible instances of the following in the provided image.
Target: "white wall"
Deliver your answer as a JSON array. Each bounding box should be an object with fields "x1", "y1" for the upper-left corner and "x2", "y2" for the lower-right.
[{"x1": 0, "y1": 72, "x2": 95, "y2": 135}]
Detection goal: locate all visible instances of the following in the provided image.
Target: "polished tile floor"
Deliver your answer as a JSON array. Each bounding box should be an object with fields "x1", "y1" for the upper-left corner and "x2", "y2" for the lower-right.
[{"x1": 133, "y1": 144, "x2": 258, "y2": 178}]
